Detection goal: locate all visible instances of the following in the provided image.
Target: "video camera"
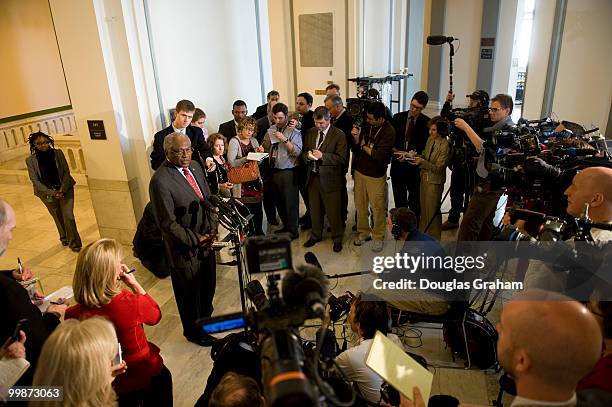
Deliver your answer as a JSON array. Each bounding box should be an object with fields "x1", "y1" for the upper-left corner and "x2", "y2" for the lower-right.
[{"x1": 197, "y1": 235, "x2": 354, "y2": 407}]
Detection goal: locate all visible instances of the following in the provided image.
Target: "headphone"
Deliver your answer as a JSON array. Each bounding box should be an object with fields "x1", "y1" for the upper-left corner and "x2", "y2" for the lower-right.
[
  {"x1": 390, "y1": 208, "x2": 417, "y2": 240},
  {"x1": 390, "y1": 208, "x2": 403, "y2": 240}
]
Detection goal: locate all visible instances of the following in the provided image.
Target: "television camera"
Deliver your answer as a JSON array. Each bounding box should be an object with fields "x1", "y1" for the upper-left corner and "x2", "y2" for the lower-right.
[{"x1": 197, "y1": 235, "x2": 355, "y2": 407}]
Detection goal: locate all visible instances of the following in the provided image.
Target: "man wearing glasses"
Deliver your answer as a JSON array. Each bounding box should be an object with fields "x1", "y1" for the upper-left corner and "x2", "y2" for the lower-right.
[
  {"x1": 454, "y1": 93, "x2": 515, "y2": 241},
  {"x1": 149, "y1": 133, "x2": 219, "y2": 346},
  {"x1": 391, "y1": 91, "x2": 430, "y2": 219}
]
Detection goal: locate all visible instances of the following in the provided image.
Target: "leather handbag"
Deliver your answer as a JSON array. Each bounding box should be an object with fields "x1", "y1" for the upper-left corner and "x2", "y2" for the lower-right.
[{"x1": 227, "y1": 160, "x2": 259, "y2": 184}]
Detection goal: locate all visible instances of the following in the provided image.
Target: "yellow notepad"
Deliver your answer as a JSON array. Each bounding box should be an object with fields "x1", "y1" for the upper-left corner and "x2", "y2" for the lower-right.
[{"x1": 365, "y1": 331, "x2": 433, "y2": 401}]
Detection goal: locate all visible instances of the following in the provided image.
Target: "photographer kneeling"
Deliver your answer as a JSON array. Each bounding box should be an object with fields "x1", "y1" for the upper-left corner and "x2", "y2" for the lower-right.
[
  {"x1": 455, "y1": 94, "x2": 515, "y2": 241},
  {"x1": 319, "y1": 293, "x2": 402, "y2": 405}
]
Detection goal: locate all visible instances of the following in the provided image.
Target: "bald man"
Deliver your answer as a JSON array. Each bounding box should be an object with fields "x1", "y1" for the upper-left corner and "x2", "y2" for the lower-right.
[
  {"x1": 524, "y1": 167, "x2": 612, "y2": 293},
  {"x1": 0, "y1": 199, "x2": 66, "y2": 385},
  {"x1": 497, "y1": 289, "x2": 602, "y2": 406}
]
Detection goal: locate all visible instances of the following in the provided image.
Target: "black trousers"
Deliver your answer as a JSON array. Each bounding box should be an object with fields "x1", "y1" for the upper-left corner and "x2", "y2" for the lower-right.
[
  {"x1": 245, "y1": 201, "x2": 264, "y2": 236},
  {"x1": 448, "y1": 162, "x2": 477, "y2": 223},
  {"x1": 272, "y1": 168, "x2": 299, "y2": 235},
  {"x1": 170, "y1": 252, "x2": 216, "y2": 339},
  {"x1": 391, "y1": 162, "x2": 421, "y2": 219},
  {"x1": 457, "y1": 186, "x2": 502, "y2": 241},
  {"x1": 118, "y1": 365, "x2": 173, "y2": 407},
  {"x1": 260, "y1": 164, "x2": 278, "y2": 224},
  {"x1": 298, "y1": 165, "x2": 310, "y2": 220}
]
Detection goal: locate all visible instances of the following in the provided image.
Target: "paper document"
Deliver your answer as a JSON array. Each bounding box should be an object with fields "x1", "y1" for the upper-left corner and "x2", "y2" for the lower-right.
[
  {"x1": 37, "y1": 286, "x2": 74, "y2": 312},
  {"x1": 246, "y1": 152, "x2": 269, "y2": 161},
  {"x1": 366, "y1": 331, "x2": 433, "y2": 401}
]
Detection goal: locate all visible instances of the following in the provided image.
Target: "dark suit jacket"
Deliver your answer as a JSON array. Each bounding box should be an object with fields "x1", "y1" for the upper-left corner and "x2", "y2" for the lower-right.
[
  {"x1": 255, "y1": 116, "x2": 273, "y2": 144},
  {"x1": 300, "y1": 110, "x2": 315, "y2": 137},
  {"x1": 391, "y1": 111, "x2": 430, "y2": 153},
  {"x1": 390, "y1": 111, "x2": 430, "y2": 176},
  {"x1": 148, "y1": 161, "x2": 218, "y2": 270},
  {"x1": 150, "y1": 125, "x2": 211, "y2": 170},
  {"x1": 0, "y1": 270, "x2": 61, "y2": 385},
  {"x1": 218, "y1": 120, "x2": 237, "y2": 140},
  {"x1": 252, "y1": 104, "x2": 267, "y2": 120},
  {"x1": 332, "y1": 111, "x2": 354, "y2": 170},
  {"x1": 302, "y1": 126, "x2": 347, "y2": 193}
]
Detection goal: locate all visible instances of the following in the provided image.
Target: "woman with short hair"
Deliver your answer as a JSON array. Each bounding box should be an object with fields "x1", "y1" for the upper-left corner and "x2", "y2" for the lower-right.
[
  {"x1": 66, "y1": 238, "x2": 172, "y2": 406},
  {"x1": 227, "y1": 117, "x2": 264, "y2": 235},
  {"x1": 191, "y1": 108, "x2": 209, "y2": 140},
  {"x1": 410, "y1": 116, "x2": 450, "y2": 240},
  {"x1": 26, "y1": 131, "x2": 82, "y2": 251},
  {"x1": 32, "y1": 318, "x2": 121, "y2": 407}
]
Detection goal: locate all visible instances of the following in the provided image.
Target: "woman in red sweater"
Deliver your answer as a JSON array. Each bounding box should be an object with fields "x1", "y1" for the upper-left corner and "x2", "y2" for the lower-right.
[{"x1": 66, "y1": 238, "x2": 173, "y2": 406}]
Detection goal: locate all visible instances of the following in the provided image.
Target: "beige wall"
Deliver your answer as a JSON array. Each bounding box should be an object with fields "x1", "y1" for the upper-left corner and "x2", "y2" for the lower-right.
[
  {"x1": 0, "y1": 0, "x2": 70, "y2": 118},
  {"x1": 439, "y1": 0, "x2": 484, "y2": 104},
  {"x1": 552, "y1": 0, "x2": 611, "y2": 132}
]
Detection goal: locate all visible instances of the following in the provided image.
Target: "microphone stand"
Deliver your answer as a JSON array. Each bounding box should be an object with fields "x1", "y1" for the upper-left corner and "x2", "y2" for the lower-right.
[{"x1": 215, "y1": 201, "x2": 253, "y2": 315}]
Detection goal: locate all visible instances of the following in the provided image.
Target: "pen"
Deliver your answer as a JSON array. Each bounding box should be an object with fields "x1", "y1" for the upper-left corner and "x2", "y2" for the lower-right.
[{"x1": 126, "y1": 268, "x2": 136, "y2": 274}]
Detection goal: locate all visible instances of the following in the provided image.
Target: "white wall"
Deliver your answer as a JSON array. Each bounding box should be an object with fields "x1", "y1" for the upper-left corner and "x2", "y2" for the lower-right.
[
  {"x1": 146, "y1": 0, "x2": 266, "y2": 133},
  {"x1": 268, "y1": 0, "x2": 296, "y2": 105},
  {"x1": 439, "y1": 0, "x2": 483, "y2": 104},
  {"x1": 362, "y1": 0, "x2": 392, "y2": 77},
  {"x1": 552, "y1": 0, "x2": 611, "y2": 132},
  {"x1": 492, "y1": 0, "x2": 518, "y2": 97},
  {"x1": 0, "y1": 0, "x2": 70, "y2": 118},
  {"x1": 522, "y1": 0, "x2": 556, "y2": 119}
]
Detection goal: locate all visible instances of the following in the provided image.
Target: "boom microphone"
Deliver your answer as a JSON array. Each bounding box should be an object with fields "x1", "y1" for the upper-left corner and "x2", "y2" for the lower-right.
[
  {"x1": 282, "y1": 264, "x2": 329, "y2": 319},
  {"x1": 426, "y1": 35, "x2": 457, "y2": 45}
]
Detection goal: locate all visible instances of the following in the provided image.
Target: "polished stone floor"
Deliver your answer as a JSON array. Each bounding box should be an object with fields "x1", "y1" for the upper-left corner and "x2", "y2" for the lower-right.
[{"x1": 0, "y1": 173, "x2": 513, "y2": 406}]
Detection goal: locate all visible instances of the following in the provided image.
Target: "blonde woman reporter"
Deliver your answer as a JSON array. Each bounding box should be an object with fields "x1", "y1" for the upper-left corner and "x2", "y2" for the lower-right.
[
  {"x1": 32, "y1": 318, "x2": 122, "y2": 407},
  {"x1": 66, "y1": 239, "x2": 172, "y2": 406}
]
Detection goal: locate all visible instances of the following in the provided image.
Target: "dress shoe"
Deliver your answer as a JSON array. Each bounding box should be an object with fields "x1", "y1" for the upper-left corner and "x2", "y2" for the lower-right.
[
  {"x1": 303, "y1": 238, "x2": 320, "y2": 248},
  {"x1": 299, "y1": 214, "x2": 311, "y2": 225},
  {"x1": 186, "y1": 334, "x2": 217, "y2": 347},
  {"x1": 353, "y1": 236, "x2": 371, "y2": 246},
  {"x1": 61, "y1": 241, "x2": 69, "y2": 247},
  {"x1": 441, "y1": 220, "x2": 459, "y2": 231},
  {"x1": 71, "y1": 247, "x2": 81, "y2": 253},
  {"x1": 333, "y1": 242, "x2": 343, "y2": 252}
]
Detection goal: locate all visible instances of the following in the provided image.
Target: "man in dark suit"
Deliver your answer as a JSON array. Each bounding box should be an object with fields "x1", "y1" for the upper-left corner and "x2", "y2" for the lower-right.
[
  {"x1": 325, "y1": 95, "x2": 353, "y2": 224},
  {"x1": 255, "y1": 100, "x2": 279, "y2": 226},
  {"x1": 149, "y1": 133, "x2": 219, "y2": 346},
  {"x1": 252, "y1": 90, "x2": 279, "y2": 120},
  {"x1": 218, "y1": 100, "x2": 248, "y2": 140},
  {"x1": 0, "y1": 199, "x2": 66, "y2": 385},
  {"x1": 391, "y1": 91, "x2": 430, "y2": 219},
  {"x1": 294, "y1": 92, "x2": 315, "y2": 228},
  {"x1": 302, "y1": 107, "x2": 347, "y2": 252},
  {"x1": 150, "y1": 99, "x2": 211, "y2": 170}
]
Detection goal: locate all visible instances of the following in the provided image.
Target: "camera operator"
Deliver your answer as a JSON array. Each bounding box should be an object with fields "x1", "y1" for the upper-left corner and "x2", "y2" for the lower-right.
[
  {"x1": 524, "y1": 167, "x2": 612, "y2": 293},
  {"x1": 440, "y1": 90, "x2": 491, "y2": 231},
  {"x1": 455, "y1": 94, "x2": 515, "y2": 241},
  {"x1": 319, "y1": 293, "x2": 403, "y2": 405}
]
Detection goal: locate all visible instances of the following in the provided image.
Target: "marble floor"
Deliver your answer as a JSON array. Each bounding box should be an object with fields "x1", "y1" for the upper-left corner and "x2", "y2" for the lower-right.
[{"x1": 0, "y1": 174, "x2": 513, "y2": 406}]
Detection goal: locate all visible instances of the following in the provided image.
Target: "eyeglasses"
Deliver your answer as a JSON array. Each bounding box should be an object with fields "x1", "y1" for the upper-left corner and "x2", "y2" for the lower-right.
[
  {"x1": 488, "y1": 107, "x2": 503, "y2": 112},
  {"x1": 170, "y1": 147, "x2": 193, "y2": 156}
]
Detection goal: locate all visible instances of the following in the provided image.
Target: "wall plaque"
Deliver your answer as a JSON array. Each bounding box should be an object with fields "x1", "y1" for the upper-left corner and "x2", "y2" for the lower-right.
[{"x1": 87, "y1": 120, "x2": 107, "y2": 140}]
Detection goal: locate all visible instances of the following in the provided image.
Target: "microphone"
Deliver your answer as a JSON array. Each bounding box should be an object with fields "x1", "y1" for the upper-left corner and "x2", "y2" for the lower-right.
[
  {"x1": 245, "y1": 280, "x2": 269, "y2": 310},
  {"x1": 304, "y1": 252, "x2": 323, "y2": 271},
  {"x1": 209, "y1": 195, "x2": 249, "y2": 227},
  {"x1": 426, "y1": 35, "x2": 457, "y2": 45},
  {"x1": 282, "y1": 264, "x2": 329, "y2": 319}
]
